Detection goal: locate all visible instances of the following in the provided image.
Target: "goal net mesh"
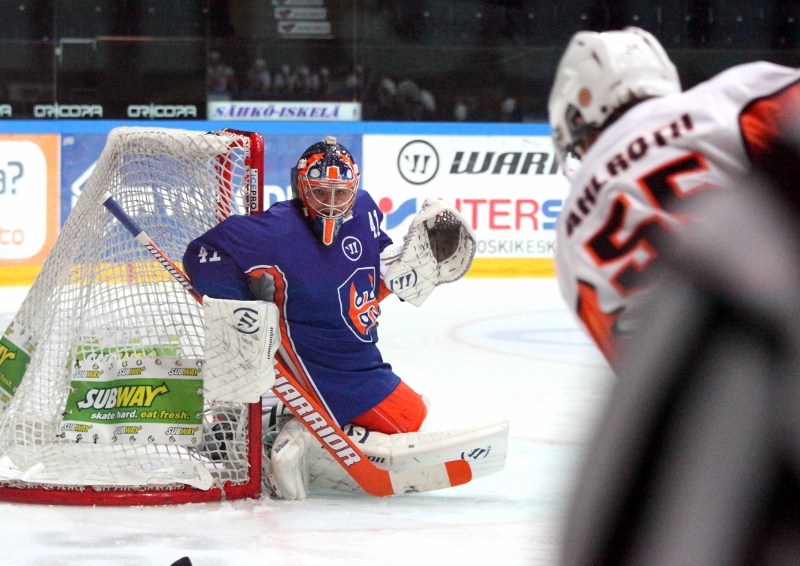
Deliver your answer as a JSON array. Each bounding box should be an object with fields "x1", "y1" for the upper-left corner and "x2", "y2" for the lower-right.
[{"x1": 0, "y1": 127, "x2": 263, "y2": 503}]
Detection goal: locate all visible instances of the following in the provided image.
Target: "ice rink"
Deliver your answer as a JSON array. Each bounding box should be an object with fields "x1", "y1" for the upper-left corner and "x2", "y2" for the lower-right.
[{"x1": 0, "y1": 278, "x2": 614, "y2": 566}]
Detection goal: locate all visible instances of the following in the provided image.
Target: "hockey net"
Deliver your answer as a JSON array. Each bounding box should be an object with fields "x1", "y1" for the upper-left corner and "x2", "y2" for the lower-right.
[{"x1": 0, "y1": 126, "x2": 265, "y2": 505}]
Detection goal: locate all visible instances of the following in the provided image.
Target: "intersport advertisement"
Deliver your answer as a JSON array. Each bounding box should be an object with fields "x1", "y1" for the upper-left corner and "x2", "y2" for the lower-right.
[{"x1": 362, "y1": 135, "x2": 569, "y2": 277}]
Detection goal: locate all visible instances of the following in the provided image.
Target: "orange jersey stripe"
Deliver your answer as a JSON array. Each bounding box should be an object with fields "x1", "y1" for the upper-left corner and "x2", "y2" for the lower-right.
[
  {"x1": 576, "y1": 280, "x2": 620, "y2": 367},
  {"x1": 248, "y1": 265, "x2": 330, "y2": 413},
  {"x1": 740, "y1": 80, "x2": 800, "y2": 165}
]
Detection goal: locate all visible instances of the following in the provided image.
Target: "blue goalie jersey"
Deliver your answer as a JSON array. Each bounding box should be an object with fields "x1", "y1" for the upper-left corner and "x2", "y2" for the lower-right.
[{"x1": 183, "y1": 190, "x2": 399, "y2": 425}]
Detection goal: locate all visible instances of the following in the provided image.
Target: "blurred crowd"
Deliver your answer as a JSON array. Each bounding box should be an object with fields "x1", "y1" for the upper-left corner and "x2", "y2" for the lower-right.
[{"x1": 208, "y1": 51, "x2": 524, "y2": 122}]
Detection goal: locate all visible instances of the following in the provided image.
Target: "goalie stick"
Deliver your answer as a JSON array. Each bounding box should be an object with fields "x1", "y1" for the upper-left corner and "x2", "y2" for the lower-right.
[
  {"x1": 101, "y1": 194, "x2": 203, "y2": 304},
  {"x1": 101, "y1": 192, "x2": 473, "y2": 496}
]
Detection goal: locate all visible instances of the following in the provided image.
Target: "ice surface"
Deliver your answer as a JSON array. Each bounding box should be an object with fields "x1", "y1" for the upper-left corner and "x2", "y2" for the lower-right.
[{"x1": 0, "y1": 278, "x2": 614, "y2": 566}]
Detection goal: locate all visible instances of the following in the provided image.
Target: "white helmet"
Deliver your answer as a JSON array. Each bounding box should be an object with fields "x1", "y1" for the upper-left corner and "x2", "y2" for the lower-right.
[{"x1": 548, "y1": 27, "x2": 681, "y2": 168}]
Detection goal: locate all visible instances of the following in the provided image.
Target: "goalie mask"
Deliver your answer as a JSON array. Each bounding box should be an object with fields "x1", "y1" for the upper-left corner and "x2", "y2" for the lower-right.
[
  {"x1": 291, "y1": 136, "x2": 360, "y2": 245},
  {"x1": 548, "y1": 27, "x2": 681, "y2": 172}
]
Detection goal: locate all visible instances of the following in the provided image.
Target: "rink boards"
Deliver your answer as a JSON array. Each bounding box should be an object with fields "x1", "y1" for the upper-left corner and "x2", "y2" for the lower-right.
[{"x1": 0, "y1": 121, "x2": 566, "y2": 286}]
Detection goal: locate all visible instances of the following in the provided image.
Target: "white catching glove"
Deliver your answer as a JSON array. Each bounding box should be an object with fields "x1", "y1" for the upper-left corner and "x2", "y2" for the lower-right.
[
  {"x1": 202, "y1": 297, "x2": 280, "y2": 403},
  {"x1": 382, "y1": 198, "x2": 476, "y2": 307}
]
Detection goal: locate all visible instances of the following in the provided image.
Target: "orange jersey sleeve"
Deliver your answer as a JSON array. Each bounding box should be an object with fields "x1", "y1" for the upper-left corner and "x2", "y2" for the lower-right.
[{"x1": 740, "y1": 80, "x2": 800, "y2": 166}]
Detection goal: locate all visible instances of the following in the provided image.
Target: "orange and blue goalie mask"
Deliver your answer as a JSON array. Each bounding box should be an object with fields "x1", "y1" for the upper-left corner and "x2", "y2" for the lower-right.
[{"x1": 293, "y1": 146, "x2": 359, "y2": 245}]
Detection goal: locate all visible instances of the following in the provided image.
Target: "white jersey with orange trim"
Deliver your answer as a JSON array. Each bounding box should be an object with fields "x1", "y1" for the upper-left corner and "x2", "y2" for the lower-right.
[{"x1": 555, "y1": 61, "x2": 800, "y2": 365}]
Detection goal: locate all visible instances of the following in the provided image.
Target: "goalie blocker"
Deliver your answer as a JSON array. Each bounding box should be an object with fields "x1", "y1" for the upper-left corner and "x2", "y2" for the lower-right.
[
  {"x1": 203, "y1": 297, "x2": 280, "y2": 403},
  {"x1": 382, "y1": 198, "x2": 476, "y2": 307}
]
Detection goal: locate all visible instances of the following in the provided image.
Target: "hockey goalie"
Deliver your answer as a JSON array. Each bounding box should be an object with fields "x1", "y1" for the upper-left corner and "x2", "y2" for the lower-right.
[{"x1": 185, "y1": 136, "x2": 509, "y2": 499}]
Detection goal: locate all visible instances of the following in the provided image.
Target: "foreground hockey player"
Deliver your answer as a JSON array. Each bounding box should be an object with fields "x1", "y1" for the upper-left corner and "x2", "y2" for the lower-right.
[
  {"x1": 550, "y1": 27, "x2": 800, "y2": 565},
  {"x1": 184, "y1": 136, "x2": 507, "y2": 498},
  {"x1": 548, "y1": 26, "x2": 800, "y2": 368}
]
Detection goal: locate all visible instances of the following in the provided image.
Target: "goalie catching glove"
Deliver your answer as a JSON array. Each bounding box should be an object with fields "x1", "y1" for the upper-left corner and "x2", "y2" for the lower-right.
[
  {"x1": 202, "y1": 297, "x2": 280, "y2": 403},
  {"x1": 382, "y1": 198, "x2": 476, "y2": 307}
]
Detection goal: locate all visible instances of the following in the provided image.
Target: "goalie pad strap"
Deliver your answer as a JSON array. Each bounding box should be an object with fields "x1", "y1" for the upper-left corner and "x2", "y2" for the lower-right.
[{"x1": 203, "y1": 296, "x2": 280, "y2": 403}]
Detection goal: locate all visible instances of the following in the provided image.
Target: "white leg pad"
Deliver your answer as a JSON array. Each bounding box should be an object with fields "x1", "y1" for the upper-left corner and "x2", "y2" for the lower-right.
[
  {"x1": 308, "y1": 419, "x2": 510, "y2": 494},
  {"x1": 351, "y1": 419, "x2": 509, "y2": 477},
  {"x1": 268, "y1": 417, "x2": 315, "y2": 500}
]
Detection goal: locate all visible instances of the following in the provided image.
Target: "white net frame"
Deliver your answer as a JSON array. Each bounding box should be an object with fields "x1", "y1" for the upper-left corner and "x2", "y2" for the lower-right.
[{"x1": 0, "y1": 127, "x2": 264, "y2": 505}]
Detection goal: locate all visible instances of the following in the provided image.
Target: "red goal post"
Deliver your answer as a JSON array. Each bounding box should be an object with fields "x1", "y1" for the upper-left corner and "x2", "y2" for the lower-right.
[{"x1": 0, "y1": 127, "x2": 267, "y2": 505}]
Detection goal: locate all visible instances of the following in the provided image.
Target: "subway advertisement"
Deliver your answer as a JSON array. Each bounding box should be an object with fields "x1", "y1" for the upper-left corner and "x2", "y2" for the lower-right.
[{"x1": 0, "y1": 122, "x2": 567, "y2": 286}]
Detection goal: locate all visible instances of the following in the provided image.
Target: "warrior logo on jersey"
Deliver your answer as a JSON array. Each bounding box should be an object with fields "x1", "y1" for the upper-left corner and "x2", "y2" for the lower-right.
[
  {"x1": 341, "y1": 236, "x2": 362, "y2": 261},
  {"x1": 337, "y1": 267, "x2": 380, "y2": 342}
]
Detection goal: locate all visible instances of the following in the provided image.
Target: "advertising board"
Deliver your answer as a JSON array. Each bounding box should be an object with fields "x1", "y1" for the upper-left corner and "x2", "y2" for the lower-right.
[
  {"x1": 1, "y1": 122, "x2": 559, "y2": 285},
  {"x1": 362, "y1": 134, "x2": 569, "y2": 276},
  {"x1": 0, "y1": 135, "x2": 59, "y2": 286}
]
